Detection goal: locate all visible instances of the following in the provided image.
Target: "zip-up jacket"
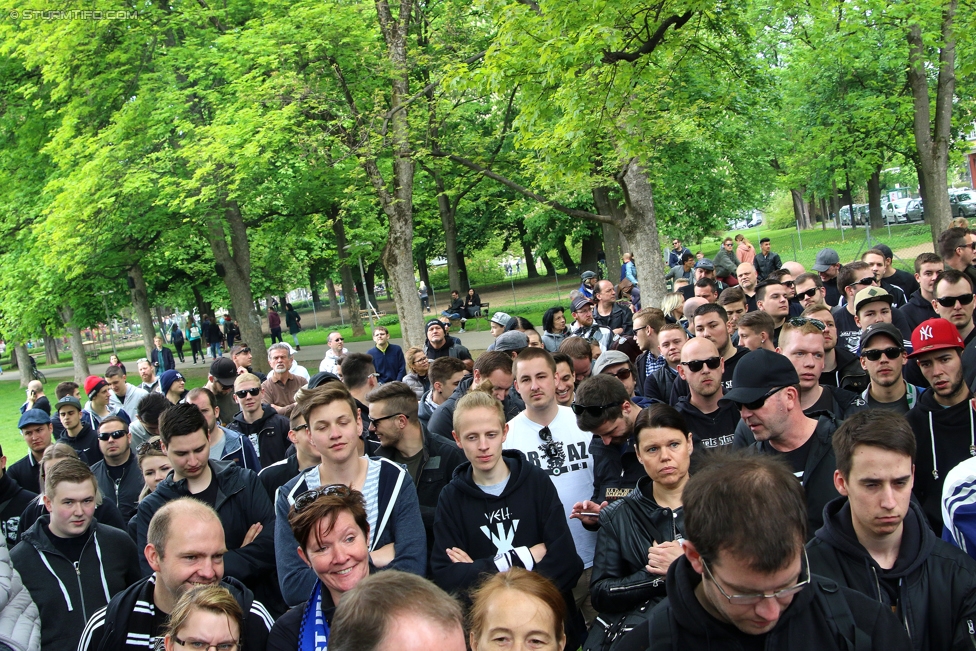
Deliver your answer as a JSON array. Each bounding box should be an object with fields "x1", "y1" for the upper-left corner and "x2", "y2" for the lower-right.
[
  {"x1": 135, "y1": 460, "x2": 276, "y2": 583},
  {"x1": 214, "y1": 425, "x2": 261, "y2": 471},
  {"x1": 274, "y1": 457, "x2": 426, "y2": 606},
  {"x1": 149, "y1": 347, "x2": 175, "y2": 373},
  {"x1": 17, "y1": 496, "x2": 126, "y2": 541},
  {"x1": 426, "y1": 376, "x2": 524, "y2": 441},
  {"x1": 430, "y1": 451, "x2": 583, "y2": 597},
  {"x1": 808, "y1": 497, "x2": 976, "y2": 651},
  {"x1": 643, "y1": 364, "x2": 678, "y2": 405},
  {"x1": 258, "y1": 454, "x2": 302, "y2": 501},
  {"x1": 10, "y1": 518, "x2": 140, "y2": 651},
  {"x1": 900, "y1": 290, "x2": 938, "y2": 334},
  {"x1": 228, "y1": 405, "x2": 290, "y2": 468},
  {"x1": 418, "y1": 389, "x2": 438, "y2": 434},
  {"x1": 373, "y1": 430, "x2": 464, "y2": 560},
  {"x1": 674, "y1": 397, "x2": 739, "y2": 451},
  {"x1": 58, "y1": 423, "x2": 102, "y2": 466},
  {"x1": 906, "y1": 390, "x2": 976, "y2": 531},
  {"x1": 77, "y1": 574, "x2": 273, "y2": 651},
  {"x1": 588, "y1": 435, "x2": 646, "y2": 508},
  {"x1": 542, "y1": 330, "x2": 567, "y2": 353},
  {"x1": 590, "y1": 476, "x2": 683, "y2": 615},
  {"x1": 820, "y1": 347, "x2": 869, "y2": 393},
  {"x1": 91, "y1": 454, "x2": 144, "y2": 522},
  {"x1": 0, "y1": 535, "x2": 39, "y2": 651},
  {"x1": 734, "y1": 415, "x2": 841, "y2": 537},
  {"x1": 0, "y1": 474, "x2": 37, "y2": 548},
  {"x1": 804, "y1": 385, "x2": 868, "y2": 421},
  {"x1": 114, "y1": 384, "x2": 149, "y2": 422}
]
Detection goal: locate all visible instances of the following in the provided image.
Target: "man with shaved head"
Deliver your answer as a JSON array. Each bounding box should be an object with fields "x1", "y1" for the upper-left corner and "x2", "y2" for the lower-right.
[
  {"x1": 674, "y1": 337, "x2": 739, "y2": 451},
  {"x1": 736, "y1": 262, "x2": 759, "y2": 311}
]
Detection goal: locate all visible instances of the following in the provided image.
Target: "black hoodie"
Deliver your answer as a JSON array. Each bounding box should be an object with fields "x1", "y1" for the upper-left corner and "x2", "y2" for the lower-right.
[
  {"x1": 899, "y1": 290, "x2": 937, "y2": 334},
  {"x1": 613, "y1": 554, "x2": 912, "y2": 651},
  {"x1": 905, "y1": 390, "x2": 976, "y2": 531},
  {"x1": 228, "y1": 404, "x2": 291, "y2": 467},
  {"x1": 674, "y1": 396, "x2": 739, "y2": 451},
  {"x1": 431, "y1": 451, "x2": 583, "y2": 596},
  {"x1": 808, "y1": 497, "x2": 976, "y2": 651},
  {"x1": 0, "y1": 473, "x2": 36, "y2": 546}
]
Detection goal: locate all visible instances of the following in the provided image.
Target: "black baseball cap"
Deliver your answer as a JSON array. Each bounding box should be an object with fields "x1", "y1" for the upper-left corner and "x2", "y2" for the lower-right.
[{"x1": 719, "y1": 349, "x2": 799, "y2": 406}]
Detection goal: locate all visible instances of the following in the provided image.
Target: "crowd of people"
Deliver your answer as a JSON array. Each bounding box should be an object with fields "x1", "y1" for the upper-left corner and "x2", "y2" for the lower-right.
[{"x1": 6, "y1": 228, "x2": 976, "y2": 650}]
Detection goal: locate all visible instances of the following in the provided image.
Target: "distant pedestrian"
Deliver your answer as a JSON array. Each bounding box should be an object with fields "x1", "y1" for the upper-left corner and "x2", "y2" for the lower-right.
[
  {"x1": 268, "y1": 306, "x2": 283, "y2": 344},
  {"x1": 170, "y1": 323, "x2": 185, "y2": 363},
  {"x1": 735, "y1": 233, "x2": 755, "y2": 264},
  {"x1": 621, "y1": 252, "x2": 638, "y2": 285},
  {"x1": 205, "y1": 315, "x2": 224, "y2": 359},
  {"x1": 418, "y1": 281, "x2": 430, "y2": 313},
  {"x1": 186, "y1": 317, "x2": 203, "y2": 364},
  {"x1": 284, "y1": 302, "x2": 301, "y2": 350}
]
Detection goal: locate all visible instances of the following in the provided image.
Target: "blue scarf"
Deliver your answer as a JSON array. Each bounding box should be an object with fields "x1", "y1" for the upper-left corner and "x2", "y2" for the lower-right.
[{"x1": 298, "y1": 582, "x2": 330, "y2": 651}]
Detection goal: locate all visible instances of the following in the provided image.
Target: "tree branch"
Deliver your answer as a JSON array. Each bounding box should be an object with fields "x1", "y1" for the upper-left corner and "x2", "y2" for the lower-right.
[{"x1": 602, "y1": 11, "x2": 694, "y2": 63}]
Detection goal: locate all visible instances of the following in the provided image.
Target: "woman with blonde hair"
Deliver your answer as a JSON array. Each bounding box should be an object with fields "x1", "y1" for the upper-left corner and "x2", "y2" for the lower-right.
[
  {"x1": 660, "y1": 292, "x2": 685, "y2": 325},
  {"x1": 735, "y1": 233, "x2": 756, "y2": 264},
  {"x1": 401, "y1": 346, "x2": 431, "y2": 399},
  {"x1": 468, "y1": 568, "x2": 567, "y2": 651}
]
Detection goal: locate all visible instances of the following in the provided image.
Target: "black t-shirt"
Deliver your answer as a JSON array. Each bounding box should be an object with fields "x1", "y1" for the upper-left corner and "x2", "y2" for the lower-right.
[
  {"x1": 764, "y1": 435, "x2": 814, "y2": 479},
  {"x1": 106, "y1": 462, "x2": 126, "y2": 482},
  {"x1": 832, "y1": 305, "x2": 860, "y2": 354},
  {"x1": 866, "y1": 392, "x2": 910, "y2": 415},
  {"x1": 803, "y1": 387, "x2": 835, "y2": 418},
  {"x1": 44, "y1": 523, "x2": 91, "y2": 563},
  {"x1": 192, "y1": 475, "x2": 219, "y2": 508},
  {"x1": 887, "y1": 269, "x2": 920, "y2": 299},
  {"x1": 150, "y1": 608, "x2": 169, "y2": 651}
]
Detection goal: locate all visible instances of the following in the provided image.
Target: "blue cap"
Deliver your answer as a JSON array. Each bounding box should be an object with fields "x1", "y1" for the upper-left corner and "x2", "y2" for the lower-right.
[{"x1": 18, "y1": 408, "x2": 51, "y2": 429}]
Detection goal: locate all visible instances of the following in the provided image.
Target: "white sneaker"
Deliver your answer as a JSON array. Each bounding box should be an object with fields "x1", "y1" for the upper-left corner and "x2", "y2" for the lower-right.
[{"x1": 458, "y1": 329, "x2": 465, "y2": 333}]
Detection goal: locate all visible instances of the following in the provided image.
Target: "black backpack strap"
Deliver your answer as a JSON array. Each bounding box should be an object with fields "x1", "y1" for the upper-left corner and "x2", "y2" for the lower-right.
[{"x1": 817, "y1": 579, "x2": 871, "y2": 651}]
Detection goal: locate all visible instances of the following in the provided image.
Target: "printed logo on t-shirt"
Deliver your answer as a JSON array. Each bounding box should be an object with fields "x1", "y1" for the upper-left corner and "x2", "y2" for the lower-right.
[
  {"x1": 524, "y1": 441, "x2": 589, "y2": 476},
  {"x1": 481, "y1": 507, "x2": 518, "y2": 553}
]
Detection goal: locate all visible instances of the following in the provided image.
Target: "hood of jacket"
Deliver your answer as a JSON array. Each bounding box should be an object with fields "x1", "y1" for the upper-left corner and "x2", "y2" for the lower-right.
[
  {"x1": 814, "y1": 497, "x2": 934, "y2": 580},
  {"x1": 231, "y1": 404, "x2": 280, "y2": 433},
  {"x1": 450, "y1": 450, "x2": 530, "y2": 500}
]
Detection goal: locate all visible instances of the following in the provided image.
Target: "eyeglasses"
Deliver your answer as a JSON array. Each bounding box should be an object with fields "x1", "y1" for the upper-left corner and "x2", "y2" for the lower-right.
[
  {"x1": 570, "y1": 402, "x2": 617, "y2": 417},
  {"x1": 701, "y1": 549, "x2": 810, "y2": 606},
  {"x1": 370, "y1": 412, "x2": 404, "y2": 426},
  {"x1": 235, "y1": 387, "x2": 261, "y2": 398},
  {"x1": 847, "y1": 277, "x2": 877, "y2": 289},
  {"x1": 957, "y1": 242, "x2": 976, "y2": 251},
  {"x1": 861, "y1": 347, "x2": 904, "y2": 361},
  {"x1": 97, "y1": 429, "x2": 127, "y2": 441},
  {"x1": 294, "y1": 484, "x2": 352, "y2": 512},
  {"x1": 605, "y1": 367, "x2": 632, "y2": 381},
  {"x1": 733, "y1": 385, "x2": 787, "y2": 411},
  {"x1": 785, "y1": 317, "x2": 825, "y2": 331},
  {"x1": 538, "y1": 426, "x2": 566, "y2": 466},
  {"x1": 936, "y1": 293, "x2": 975, "y2": 308},
  {"x1": 781, "y1": 280, "x2": 795, "y2": 289},
  {"x1": 172, "y1": 637, "x2": 239, "y2": 651},
  {"x1": 680, "y1": 357, "x2": 721, "y2": 373},
  {"x1": 796, "y1": 287, "x2": 820, "y2": 300}
]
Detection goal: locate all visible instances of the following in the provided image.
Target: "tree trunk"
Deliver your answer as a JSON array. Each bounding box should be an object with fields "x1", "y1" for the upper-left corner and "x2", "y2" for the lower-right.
[
  {"x1": 868, "y1": 169, "x2": 884, "y2": 229},
  {"x1": 457, "y1": 251, "x2": 470, "y2": 293},
  {"x1": 309, "y1": 268, "x2": 322, "y2": 310},
  {"x1": 580, "y1": 231, "x2": 601, "y2": 272},
  {"x1": 43, "y1": 331, "x2": 60, "y2": 365},
  {"x1": 364, "y1": 261, "x2": 378, "y2": 307},
  {"x1": 61, "y1": 304, "x2": 90, "y2": 383},
  {"x1": 129, "y1": 262, "x2": 160, "y2": 358},
  {"x1": 790, "y1": 188, "x2": 809, "y2": 230},
  {"x1": 332, "y1": 215, "x2": 366, "y2": 336},
  {"x1": 204, "y1": 198, "x2": 269, "y2": 373},
  {"x1": 541, "y1": 252, "x2": 557, "y2": 276},
  {"x1": 616, "y1": 160, "x2": 666, "y2": 308},
  {"x1": 434, "y1": 182, "x2": 463, "y2": 293},
  {"x1": 820, "y1": 197, "x2": 829, "y2": 230},
  {"x1": 15, "y1": 344, "x2": 32, "y2": 389},
  {"x1": 191, "y1": 286, "x2": 210, "y2": 323},
  {"x1": 556, "y1": 241, "x2": 579, "y2": 275},
  {"x1": 513, "y1": 220, "x2": 540, "y2": 278},
  {"x1": 907, "y1": 2, "x2": 957, "y2": 243},
  {"x1": 417, "y1": 256, "x2": 431, "y2": 291},
  {"x1": 592, "y1": 187, "x2": 626, "y2": 282},
  {"x1": 325, "y1": 277, "x2": 341, "y2": 318}
]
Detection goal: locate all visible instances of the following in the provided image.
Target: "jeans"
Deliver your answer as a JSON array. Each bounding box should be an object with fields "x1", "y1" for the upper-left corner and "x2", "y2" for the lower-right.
[
  {"x1": 209, "y1": 342, "x2": 222, "y2": 358},
  {"x1": 292, "y1": 333, "x2": 300, "y2": 347},
  {"x1": 190, "y1": 339, "x2": 202, "y2": 363},
  {"x1": 441, "y1": 311, "x2": 461, "y2": 319}
]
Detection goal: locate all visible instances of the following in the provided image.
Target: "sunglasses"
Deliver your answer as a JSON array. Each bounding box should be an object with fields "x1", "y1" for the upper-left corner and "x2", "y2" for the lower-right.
[
  {"x1": 861, "y1": 346, "x2": 904, "y2": 361},
  {"x1": 570, "y1": 402, "x2": 617, "y2": 417},
  {"x1": 294, "y1": 484, "x2": 352, "y2": 512},
  {"x1": 936, "y1": 294, "x2": 975, "y2": 308},
  {"x1": 781, "y1": 280, "x2": 795, "y2": 289},
  {"x1": 957, "y1": 242, "x2": 976, "y2": 251},
  {"x1": 538, "y1": 426, "x2": 566, "y2": 466},
  {"x1": 786, "y1": 316, "x2": 826, "y2": 331},
  {"x1": 847, "y1": 277, "x2": 876, "y2": 289},
  {"x1": 796, "y1": 287, "x2": 820, "y2": 300},
  {"x1": 733, "y1": 385, "x2": 787, "y2": 411},
  {"x1": 370, "y1": 412, "x2": 404, "y2": 426},
  {"x1": 97, "y1": 429, "x2": 127, "y2": 441},
  {"x1": 137, "y1": 437, "x2": 163, "y2": 455},
  {"x1": 680, "y1": 356, "x2": 721, "y2": 373},
  {"x1": 605, "y1": 368, "x2": 633, "y2": 381},
  {"x1": 234, "y1": 346, "x2": 251, "y2": 355},
  {"x1": 235, "y1": 387, "x2": 261, "y2": 398}
]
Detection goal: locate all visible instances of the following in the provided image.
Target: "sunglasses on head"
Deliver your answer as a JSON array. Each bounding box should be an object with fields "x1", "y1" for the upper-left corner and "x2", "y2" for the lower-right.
[
  {"x1": 235, "y1": 387, "x2": 261, "y2": 398},
  {"x1": 861, "y1": 346, "x2": 903, "y2": 361},
  {"x1": 796, "y1": 287, "x2": 820, "y2": 299},
  {"x1": 137, "y1": 437, "x2": 163, "y2": 455},
  {"x1": 97, "y1": 429, "x2": 127, "y2": 441},
  {"x1": 847, "y1": 277, "x2": 876, "y2": 289},
  {"x1": 294, "y1": 484, "x2": 352, "y2": 512},
  {"x1": 786, "y1": 316, "x2": 826, "y2": 331},
  {"x1": 936, "y1": 293, "x2": 975, "y2": 308},
  {"x1": 680, "y1": 356, "x2": 721, "y2": 373},
  {"x1": 733, "y1": 385, "x2": 787, "y2": 411},
  {"x1": 570, "y1": 402, "x2": 617, "y2": 417}
]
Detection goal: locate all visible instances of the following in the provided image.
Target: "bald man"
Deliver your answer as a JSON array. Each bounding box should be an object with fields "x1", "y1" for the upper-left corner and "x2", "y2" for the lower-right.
[
  {"x1": 673, "y1": 338, "x2": 739, "y2": 451},
  {"x1": 736, "y1": 262, "x2": 758, "y2": 311}
]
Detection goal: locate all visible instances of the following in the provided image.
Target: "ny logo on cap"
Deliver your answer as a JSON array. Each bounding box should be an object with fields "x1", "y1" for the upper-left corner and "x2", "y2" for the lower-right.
[{"x1": 919, "y1": 325, "x2": 934, "y2": 341}]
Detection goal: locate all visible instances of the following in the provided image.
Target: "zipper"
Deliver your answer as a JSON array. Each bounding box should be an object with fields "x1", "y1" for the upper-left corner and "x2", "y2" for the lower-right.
[
  {"x1": 608, "y1": 576, "x2": 665, "y2": 592},
  {"x1": 967, "y1": 619, "x2": 976, "y2": 648}
]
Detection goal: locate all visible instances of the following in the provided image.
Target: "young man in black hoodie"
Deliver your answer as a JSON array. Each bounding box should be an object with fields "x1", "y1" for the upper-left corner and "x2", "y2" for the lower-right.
[
  {"x1": 905, "y1": 317, "x2": 976, "y2": 531},
  {"x1": 55, "y1": 395, "x2": 102, "y2": 465},
  {"x1": 807, "y1": 410, "x2": 976, "y2": 649},
  {"x1": 614, "y1": 452, "x2": 911, "y2": 651},
  {"x1": 91, "y1": 415, "x2": 144, "y2": 521},
  {"x1": 898, "y1": 252, "x2": 943, "y2": 333},
  {"x1": 803, "y1": 304, "x2": 868, "y2": 392},
  {"x1": 674, "y1": 337, "x2": 739, "y2": 451},
  {"x1": 430, "y1": 390, "x2": 584, "y2": 644},
  {"x1": 228, "y1": 372, "x2": 291, "y2": 466}
]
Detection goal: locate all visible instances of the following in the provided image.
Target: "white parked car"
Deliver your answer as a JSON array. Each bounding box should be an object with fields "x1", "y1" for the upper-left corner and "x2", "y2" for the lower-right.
[{"x1": 883, "y1": 198, "x2": 913, "y2": 224}]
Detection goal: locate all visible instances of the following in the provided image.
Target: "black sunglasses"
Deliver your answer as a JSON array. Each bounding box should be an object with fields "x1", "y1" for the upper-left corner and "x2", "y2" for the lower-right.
[
  {"x1": 235, "y1": 387, "x2": 261, "y2": 398},
  {"x1": 680, "y1": 356, "x2": 721, "y2": 373},
  {"x1": 570, "y1": 402, "x2": 617, "y2": 417},
  {"x1": 861, "y1": 347, "x2": 904, "y2": 361},
  {"x1": 370, "y1": 412, "x2": 404, "y2": 426},
  {"x1": 733, "y1": 386, "x2": 787, "y2": 411},
  {"x1": 605, "y1": 368, "x2": 632, "y2": 381},
  {"x1": 957, "y1": 242, "x2": 976, "y2": 251},
  {"x1": 97, "y1": 429, "x2": 127, "y2": 441},
  {"x1": 538, "y1": 426, "x2": 566, "y2": 466},
  {"x1": 847, "y1": 277, "x2": 876, "y2": 289},
  {"x1": 796, "y1": 287, "x2": 820, "y2": 299},
  {"x1": 936, "y1": 294, "x2": 975, "y2": 308},
  {"x1": 786, "y1": 316, "x2": 826, "y2": 331},
  {"x1": 294, "y1": 484, "x2": 352, "y2": 512},
  {"x1": 234, "y1": 346, "x2": 251, "y2": 355},
  {"x1": 781, "y1": 280, "x2": 795, "y2": 288}
]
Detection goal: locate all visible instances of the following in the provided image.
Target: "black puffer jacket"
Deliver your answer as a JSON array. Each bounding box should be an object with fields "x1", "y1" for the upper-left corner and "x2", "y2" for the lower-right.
[
  {"x1": 590, "y1": 477, "x2": 683, "y2": 614},
  {"x1": 808, "y1": 497, "x2": 976, "y2": 651}
]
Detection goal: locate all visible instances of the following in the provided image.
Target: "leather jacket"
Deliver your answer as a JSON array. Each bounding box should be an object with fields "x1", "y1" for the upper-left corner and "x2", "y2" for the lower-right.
[{"x1": 590, "y1": 476, "x2": 684, "y2": 614}]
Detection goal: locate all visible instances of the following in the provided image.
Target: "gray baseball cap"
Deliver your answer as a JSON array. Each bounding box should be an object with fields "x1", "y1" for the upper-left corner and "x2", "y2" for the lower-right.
[
  {"x1": 813, "y1": 248, "x2": 840, "y2": 272},
  {"x1": 494, "y1": 331, "x2": 529, "y2": 353}
]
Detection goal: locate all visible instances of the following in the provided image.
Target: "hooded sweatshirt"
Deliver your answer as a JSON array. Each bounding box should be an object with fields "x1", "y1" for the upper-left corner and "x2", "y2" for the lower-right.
[
  {"x1": 905, "y1": 389, "x2": 976, "y2": 531},
  {"x1": 674, "y1": 396, "x2": 739, "y2": 451},
  {"x1": 0, "y1": 474, "x2": 37, "y2": 548},
  {"x1": 807, "y1": 497, "x2": 976, "y2": 651},
  {"x1": 900, "y1": 290, "x2": 938, "y2": 334},
  {"x1": 228, "y1": 405, "x2": 290, "y2": 467},
  {"x1": 430, "y1": 451, "x2": 583, "y2": 597}
]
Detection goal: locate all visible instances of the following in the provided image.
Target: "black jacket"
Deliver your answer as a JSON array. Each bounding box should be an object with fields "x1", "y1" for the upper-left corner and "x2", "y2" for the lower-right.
[
  {"x1": 734, "y1": 415, "x2": 841, "y2": 537},
  {"x1": 900, "y1": 290, "x2": 937, "y2": 335},
  {"x1": 643, "y1": 364, "x2": 678, "y2": 405},
  {"x1": 91, "y1": 454, "x2": 145, "y2": 522},
  {"x1": 754, "y1": 251, "x2": 783, "y2": 281},
  {"x1": 6, "y1": 453, "x2": 41, "y2": 496},
  {"x1": 590, "y1": 477, "x2": 683, "y2": 614},
  {"x1": 78, "y1": 574, "x2": 273, "y2": 651},
  {"x1": 820, "y1": 347, "x2": 869, "y2": 393},
  {"x1": 808, "y1": 497, "x2": 976, "y2": 651},
  {"x1": 149, "y1": 347, "x2": 175, "y2": 373},
  {"x1": 373, "y1": 430, "x2": 464, "y2": 561},
  {"x1": 18, "y1": 494, "x2": 127, "y2": 540},
  {"x1": 58, "y1": 423, "x2": 102, "y2": 465},
  {"x1": 614, "y1": 555, "x2": 912, "y2": 651},
  {"x1": 589, "y1": 435, "x2": 646, "y2": 507},
  {"x1": 906, "y1": 390, "x2": 976, "y2": 531},
  {"x1": 206, "y1": 320, "x2": 224, "y2": 344},
  {"x1": 674, "y1": 397, "x2": 739, "y2": 451},
  {"x1": 228, "y1": 405, "x2": 292, "y2": 467},
  {"x1": 803, "y1": 385, "x2": 867, "y2": 421},
  {"x1": 0, "y1": 473, "x2": 36, "y2": 547},
  {"x1": 594, "y1": 303, "x2": 635, "y2": 335},
  {"x1": 427, "y1": 376, "x2": 523, "y2": 440},
  {"x1": 257, "y1": 454, "x2": 303, "y2": 500},
  {"x1": 431, "y1": 451, "x2": 583, "y2": 597},
  {"x1": 11, "y1": 517, "x2": 141, "y2": 651},
  {"x1": 135, "y1": 460, "x2": 276, "y2": 583}
]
